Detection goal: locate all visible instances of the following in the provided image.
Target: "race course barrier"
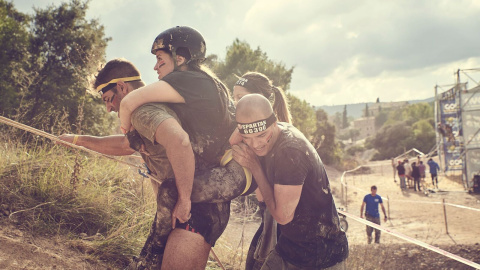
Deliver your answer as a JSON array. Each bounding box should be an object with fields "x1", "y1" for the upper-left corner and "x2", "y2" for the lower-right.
[{"x1": 337, "y1": 209, "x2": 480, "y2": 269}]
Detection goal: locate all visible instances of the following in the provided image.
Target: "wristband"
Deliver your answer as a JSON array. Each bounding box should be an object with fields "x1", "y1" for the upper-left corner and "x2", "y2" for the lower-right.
[{"x1": 72, "y1": 135, "x2": 79, "y2": 145}]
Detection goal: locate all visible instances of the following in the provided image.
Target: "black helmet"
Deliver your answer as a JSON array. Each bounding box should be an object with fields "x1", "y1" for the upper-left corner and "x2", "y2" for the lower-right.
[{"x1": 151, "y1": 26, "x2": 206, "y2": 62}]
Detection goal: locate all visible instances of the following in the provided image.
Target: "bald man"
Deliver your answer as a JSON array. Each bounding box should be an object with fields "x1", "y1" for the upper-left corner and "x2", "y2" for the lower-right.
[{"x1": 231, "y1": 94, "x2": 348, "y2": 269}]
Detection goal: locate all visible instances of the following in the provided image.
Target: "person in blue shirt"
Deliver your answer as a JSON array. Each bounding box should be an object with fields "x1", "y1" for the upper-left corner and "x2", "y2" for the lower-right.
[
  {"x1": 360, "y1": 186, "x2": 387, "y2": 244},
  {"x1": 427, "y1": 158, "x2": 441, "y2": 189}
]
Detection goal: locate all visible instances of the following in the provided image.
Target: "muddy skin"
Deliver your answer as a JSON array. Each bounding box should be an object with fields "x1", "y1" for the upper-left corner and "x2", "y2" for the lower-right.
[{"x1": 190, "y1": 160, "x2": 247, "y2": 203}]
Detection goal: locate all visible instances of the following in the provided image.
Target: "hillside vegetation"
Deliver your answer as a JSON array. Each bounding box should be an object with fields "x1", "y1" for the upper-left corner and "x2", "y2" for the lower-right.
[{"x1": 0, "y1": 132, "x2": 154, "y2": 268}]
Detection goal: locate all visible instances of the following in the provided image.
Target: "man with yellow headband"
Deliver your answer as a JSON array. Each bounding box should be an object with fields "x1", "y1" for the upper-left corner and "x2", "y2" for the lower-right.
[
  {"x1": 59, "y1": 58, "x2": 252, "y2": 269},
  {"x1": 231, "y1": 94, "x2": 348, "y2": 270}
]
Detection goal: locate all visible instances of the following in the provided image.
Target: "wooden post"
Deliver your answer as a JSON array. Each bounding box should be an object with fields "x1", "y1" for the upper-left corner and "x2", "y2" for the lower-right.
[
  {"x1": 387, "y1": 196, "x2": 390, "y2": 221},
  {"x1": 345, "y1": 179, "x2": 348, "y2": 211},
  {"x1": 443, "y1": 199, "x2": 449, "y2": 234}
]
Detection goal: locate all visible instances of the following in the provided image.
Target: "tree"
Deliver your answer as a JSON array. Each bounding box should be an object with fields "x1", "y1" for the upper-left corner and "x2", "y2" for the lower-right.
[
  {"x1": 342, "y1": 105, "x2": 348, "y2": 129},
  {"x1": 349, "y1": 129, "x2": 360, "y2": 142},
  {"x1": 19, "y1": 0, "x2": 113, "y2": 135},
  {"x1": 412, "y1": 119, "x2": 436, "y2": 153},
  {"x1": 403, "y1": 103, "x2": 433, "y2": 125},
  {"x1": 0, "y1": 1, "x2": 30, "y2": 116},
  {"x1": 209, "y1": 39, "x2": 294, "y2": 92},
  {"x1": 384, "y1": 102, "x2": 432, "y2": 126},
  {"x1": 331, "y1": 111, "x2": 342, "y2": 130},
  {"x1": 366, "y1": 102, "x2": 436, "y2": 160},
  {"x1": 312, "y1": 108, "x2": 341, "y2": 165},
  {"x1": 367, "y1": 122, "x2": 414, "y2": 160},
  {"x1": 374, "y1": 109, "x2": 389, "y2": 128},
  {"x1": 287, "y1": 94, "x2": 316, "y2": 139}
]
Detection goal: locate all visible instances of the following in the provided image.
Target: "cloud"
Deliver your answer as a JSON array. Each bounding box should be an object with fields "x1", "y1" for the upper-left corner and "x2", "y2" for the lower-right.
[
  {"x1": 290, "y1": 56, "x2": 480, "y2": 106},
  {"x1": 240, "y1": 0, "x2": 480, "y2": 75},
  {"x1": 12, "y1": 0, "x2": 480, "y2": 107}
]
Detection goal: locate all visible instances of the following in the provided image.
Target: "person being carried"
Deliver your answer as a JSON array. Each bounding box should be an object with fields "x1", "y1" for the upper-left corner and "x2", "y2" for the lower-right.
[
  {"x1": 360, "y1": 185, "x2": 387, "y2": 244},
  {"x1": 231, "y1": 94, "x2": 348, "y2": 269}
]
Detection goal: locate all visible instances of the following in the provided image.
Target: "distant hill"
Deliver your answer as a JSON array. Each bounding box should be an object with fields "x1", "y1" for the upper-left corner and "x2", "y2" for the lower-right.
[{"x1": 317, "y1": 97, "x2": 435, "y2": 119}]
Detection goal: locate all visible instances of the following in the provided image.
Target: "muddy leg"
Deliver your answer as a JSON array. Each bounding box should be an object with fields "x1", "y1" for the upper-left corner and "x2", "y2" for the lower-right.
[
  {"x1": 190, "y1": 160, "x2": 247, "y2": 203},
  {"x1": 137, "y1": 179, "x2": 178, "y2": 269}
]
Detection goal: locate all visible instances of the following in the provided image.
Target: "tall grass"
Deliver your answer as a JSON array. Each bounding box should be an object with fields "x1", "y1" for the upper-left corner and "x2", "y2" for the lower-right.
[{"x1": 0, "y1": 133, "x2": 155, "y2": 268}]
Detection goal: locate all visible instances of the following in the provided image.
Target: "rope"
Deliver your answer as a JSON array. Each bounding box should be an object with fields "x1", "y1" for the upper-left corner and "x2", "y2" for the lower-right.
[
  {"x1": 0, "y1": 116, "x2": 162, "y2": 185},
  {"x1": 0, "y1": 116, "x2": 227, "y2": 269},
  {"x1": 338, "y1": 209, "x2": 480, "y2": 269},
  {"x1": 209, "y1": 249, "x2": 226, "y2": 270},
  {"x1": 390, "y1": 200, "x2": 480, "y2": 212}
]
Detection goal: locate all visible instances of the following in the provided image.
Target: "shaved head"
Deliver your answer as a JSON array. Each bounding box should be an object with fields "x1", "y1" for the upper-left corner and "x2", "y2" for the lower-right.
[
  {"x1": 236, "y1": 94, "x2": 274, "y2": 123},
  {"x1": 235, "y1": 94, "x2": 280, "y2": 156}
]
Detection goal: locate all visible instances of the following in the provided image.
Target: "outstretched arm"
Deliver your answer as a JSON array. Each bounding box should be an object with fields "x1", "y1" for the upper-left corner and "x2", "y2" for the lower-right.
[
  {"x1": 119, "y1": 81, "x2": 185, "y2": 133},
  {"x1": 232, "y1": 143, "x2": 302, "y2": 225},
  {"x1": 153, "y1": 117, "x2": 195, "y2": 228},
  {"x1": 58, "y1": 134, "x2": 135, "y2": 156}
]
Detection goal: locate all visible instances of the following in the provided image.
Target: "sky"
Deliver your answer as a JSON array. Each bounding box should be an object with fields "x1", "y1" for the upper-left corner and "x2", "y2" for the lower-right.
[{"x1": 13, "y1": 0, "x2": 480, "y2": 107}]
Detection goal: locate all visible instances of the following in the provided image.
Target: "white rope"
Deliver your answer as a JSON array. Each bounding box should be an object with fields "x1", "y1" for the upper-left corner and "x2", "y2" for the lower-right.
[
  {"x1": 390, "y1": 199, "x2": 480, "y2": 212},
  {"x1": 338, "y1": 209, "x2": 480, "y2": 269}
]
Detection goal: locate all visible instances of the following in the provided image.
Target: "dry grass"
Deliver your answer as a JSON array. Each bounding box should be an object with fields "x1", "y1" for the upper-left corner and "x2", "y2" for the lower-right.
[{"x1": 0, "y1": 134, "x2": 155, "y2": 268}]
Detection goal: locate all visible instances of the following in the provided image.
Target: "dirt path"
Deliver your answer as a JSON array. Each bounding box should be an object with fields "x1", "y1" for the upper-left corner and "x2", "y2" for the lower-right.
[
  {"x1": 329, "y1": 162, "x2": 480, "y2": 246},
  {"x1": 0, "y1": 219, "x2": 109, "y2": 269}
]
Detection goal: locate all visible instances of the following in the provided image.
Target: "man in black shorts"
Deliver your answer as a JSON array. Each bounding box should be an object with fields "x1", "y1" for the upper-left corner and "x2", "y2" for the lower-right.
[
  {"x1": 231, "y1": 94, "x2": 348, "y2": 269},
  {"x1": 59, "y1": 58, "x2": 251, "y2": 269}
]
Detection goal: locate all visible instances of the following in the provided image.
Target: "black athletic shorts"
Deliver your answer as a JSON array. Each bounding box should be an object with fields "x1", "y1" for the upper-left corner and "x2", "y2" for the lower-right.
[{"x1": 176, "y1": 201, "x2": 231, "y2": 246}]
